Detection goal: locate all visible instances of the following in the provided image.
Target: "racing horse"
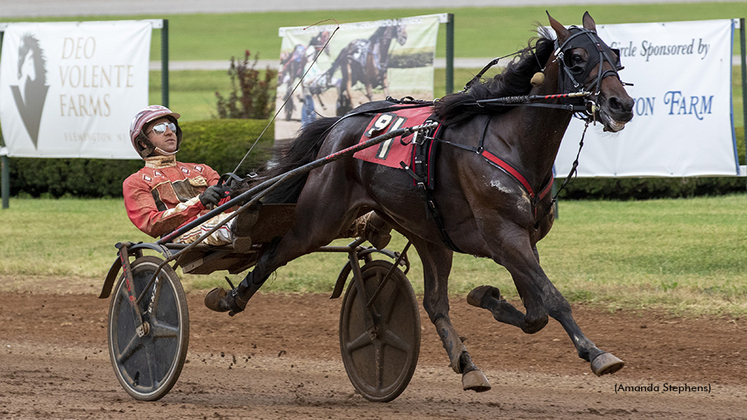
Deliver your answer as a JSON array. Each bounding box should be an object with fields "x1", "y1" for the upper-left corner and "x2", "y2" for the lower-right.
[
  {"x1": 327, "y1": 21, "x2": 407, "y2": 115},
  {"x1": 277, "y1": 31, "x2": 330, "y2": 120},
  {"x1": 210, "y1": 12, "x2": 635, "y2": 391}
]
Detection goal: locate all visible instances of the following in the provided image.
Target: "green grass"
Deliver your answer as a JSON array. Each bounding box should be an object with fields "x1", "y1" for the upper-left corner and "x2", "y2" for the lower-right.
[
  {"x1": 2, "y1": 4, "x2": 746, "y2": 315},
  {"x1": 6, "y1": 3, "x2": 745, "y2": 60},
  {"x1": 1, "y1": 196, "x2": 745, "y2": 316},
  {"x1": 6, "y1": 4, "x2": 745, "y2": 125}
]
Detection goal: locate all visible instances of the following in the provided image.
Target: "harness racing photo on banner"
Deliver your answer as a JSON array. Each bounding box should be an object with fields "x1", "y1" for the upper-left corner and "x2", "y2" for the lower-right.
[{"x1": 275, "y1": 14, "x2": 441, "y2": 142}]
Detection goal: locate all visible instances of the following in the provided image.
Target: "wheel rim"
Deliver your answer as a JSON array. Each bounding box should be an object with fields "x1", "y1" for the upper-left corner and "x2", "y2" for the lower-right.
[
  {"x1": 108, "y1": 256, "x2": 188, "y2": 401},
  {"x1": 339, "y1": 260, "x2": 420, "y2": 402}
]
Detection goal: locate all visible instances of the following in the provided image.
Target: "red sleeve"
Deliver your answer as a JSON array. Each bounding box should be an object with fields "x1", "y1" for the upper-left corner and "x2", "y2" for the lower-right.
[{"x1": 123, "y1": 173, "x2": 206, "y2": 238}]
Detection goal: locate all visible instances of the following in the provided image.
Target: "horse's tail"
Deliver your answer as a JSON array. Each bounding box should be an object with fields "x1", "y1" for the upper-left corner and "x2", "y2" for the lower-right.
[{"x1": 251, "y1": 116, "x2": 340, "y2": 204}]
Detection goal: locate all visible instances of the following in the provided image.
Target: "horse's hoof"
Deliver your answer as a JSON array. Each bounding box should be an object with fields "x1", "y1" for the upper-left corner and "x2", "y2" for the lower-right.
[
  {"x1": 467, "y1": 285, "x2": 500, "y2": 309},
  {"x1": 462, "y1": 369, "x2": 491, "y2": 392},
  {"x1": 591, "y1": 352, "x2": 625, "y2": 376}
]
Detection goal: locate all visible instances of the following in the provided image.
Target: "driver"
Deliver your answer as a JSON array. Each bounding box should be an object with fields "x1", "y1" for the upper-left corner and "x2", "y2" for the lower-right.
[{"x1": 123, "y1": 105, "x2": 242, "y2": 248}]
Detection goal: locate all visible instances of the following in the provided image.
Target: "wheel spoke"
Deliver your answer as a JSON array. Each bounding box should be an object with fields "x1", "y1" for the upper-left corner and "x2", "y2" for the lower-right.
[
  {"x1": 374, "y1": 340, "x2": 385, "y2": 388},
  {"x1": 345, "y1": 330, "x2": 373, "y2": 353},
  {"x1": 382, "y1": 328, "x2": 411, "y2": 353},
  {"x1": 142, "y1": 340, "x2": 159, "y2": 389},
  {"x1": 381, "y1": 285, "x2": 401, "y2": 324},
  {"x1": 148, "y1": 276, "x2": 162, "y2": 315},
  {"x1": 116, "y1": 334, "x2": 143, "y2": 365},
  {"x1": 150, "y1": 321, "x2": 179, "y2": 338}
]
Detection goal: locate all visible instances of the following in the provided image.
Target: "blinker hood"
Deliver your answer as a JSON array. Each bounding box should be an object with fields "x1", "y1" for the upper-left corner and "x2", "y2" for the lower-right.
[{"x1": 556, "y1": 27, "x2": 622, "y2": 96}]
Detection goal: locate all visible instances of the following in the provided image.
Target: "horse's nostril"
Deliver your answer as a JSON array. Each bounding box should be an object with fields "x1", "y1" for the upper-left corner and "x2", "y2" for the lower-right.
[
  {"x1": 607, "y1": 96, "x2": 634, "y2": 114},
  {"x1": 608, "y1": 97, "x2": 622, "y2": 111}
]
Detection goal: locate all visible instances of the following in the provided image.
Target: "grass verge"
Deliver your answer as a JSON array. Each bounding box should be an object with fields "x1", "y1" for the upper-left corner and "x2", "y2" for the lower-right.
[{"x1": 0, "y1": 196, "x2": 745, "y2": 317}]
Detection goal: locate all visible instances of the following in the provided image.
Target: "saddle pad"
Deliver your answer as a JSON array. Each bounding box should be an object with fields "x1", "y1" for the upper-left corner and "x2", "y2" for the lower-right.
[{"x1": 353, "y1": 106, "x2": 434, "y2": 169}]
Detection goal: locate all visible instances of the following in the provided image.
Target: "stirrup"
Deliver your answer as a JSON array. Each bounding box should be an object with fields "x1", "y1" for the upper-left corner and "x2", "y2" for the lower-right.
[
  {"x1": 227, "y1": 288, "x2": 247, "y2": 316},
  {"x1": 224, "y1": 277, "x2": 247, "y2": 316}
]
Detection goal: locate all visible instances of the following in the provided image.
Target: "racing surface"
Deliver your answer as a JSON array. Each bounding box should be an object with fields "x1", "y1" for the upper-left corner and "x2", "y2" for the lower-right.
[{"x1": 1, "y1": 283, "x2": 745, "y2": 419}]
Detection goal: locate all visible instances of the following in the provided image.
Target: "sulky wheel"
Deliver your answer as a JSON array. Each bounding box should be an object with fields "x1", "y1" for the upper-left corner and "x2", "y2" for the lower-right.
[
  {"x1": 339, "y1": 260, "x2": 420, "y2": 402},
  {"x1": 107, "y1": 256, "x2": 189, "y2": 401}
]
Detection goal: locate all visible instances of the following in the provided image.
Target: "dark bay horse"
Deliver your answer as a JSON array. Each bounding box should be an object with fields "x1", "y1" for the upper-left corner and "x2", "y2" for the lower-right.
[
  {"x1": 209, "y1": 12, "x2": 634, "y2": 392},
  {"x1": 327, "y1": 22, "x2": 408, "y2": 115}
]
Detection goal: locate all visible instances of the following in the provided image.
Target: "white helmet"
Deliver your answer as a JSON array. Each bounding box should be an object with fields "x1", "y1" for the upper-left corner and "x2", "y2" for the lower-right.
[{"x1": 129, "y1": 105, "x2": 182, "y2": 158}]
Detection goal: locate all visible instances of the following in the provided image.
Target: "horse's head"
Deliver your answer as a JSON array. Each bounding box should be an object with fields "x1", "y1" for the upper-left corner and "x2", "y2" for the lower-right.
[
  {"x1": 395, "y1": 24, "x2": 408, "y2": 46},
  {"x1": 17, "y1": 34, "x2": 33, "y2": 79},
  {"x1": 548, "y1": 12, "x2": 634, "y2": 132},
  {"x1": 311, "y1": 30, "x2": 331, "y2": 56}
]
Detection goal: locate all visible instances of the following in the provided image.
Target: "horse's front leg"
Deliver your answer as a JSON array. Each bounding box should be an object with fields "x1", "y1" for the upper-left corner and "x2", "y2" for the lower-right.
[
  {"x1": 411, "y1": 237, "x2": 491, "y2": 392},
  {"x1": 468, "y1": 227, "x2": 624, "y2": 376},
  {"x1": 381, "y1": 72, "x2": 390, "y2": 98},
  {"x1": 533, "y1": 252, "x2": 625, "y2": 375}
]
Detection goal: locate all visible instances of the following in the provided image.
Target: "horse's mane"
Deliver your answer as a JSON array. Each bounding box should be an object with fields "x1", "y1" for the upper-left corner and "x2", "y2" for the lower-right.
[
  {"x1": 369, "y1": 25, "x2": 395, "y2": 42},
  {"x1": 19, "y1": 33, "x2": 47, "y2": 83},
  {"x1": 434, "y1": 27, "x2": 555, "y2": 126},
  {"x1": 236, "y1": 117, "x2": 340, "y2": 204}
]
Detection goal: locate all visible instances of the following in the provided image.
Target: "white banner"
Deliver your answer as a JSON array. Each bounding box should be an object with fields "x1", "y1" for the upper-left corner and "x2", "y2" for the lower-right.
[
  {"x1": 275, "y1": 14, "x2": 443, "y2": 141},
  {"x1": 0, "y1": 21, "x2": 152, "y2": 159},
  {"x1": 555, "y1": 19, "x2": 738, "y2": 177}
]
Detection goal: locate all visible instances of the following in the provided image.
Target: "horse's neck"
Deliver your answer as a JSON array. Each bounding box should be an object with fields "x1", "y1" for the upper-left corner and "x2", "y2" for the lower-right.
[
  {"x1": 376, "y1": 37, "x2": 392, "y2": 55},
  {"x1": 493, "y1": 93, "x2": 573, "y2": 186}
]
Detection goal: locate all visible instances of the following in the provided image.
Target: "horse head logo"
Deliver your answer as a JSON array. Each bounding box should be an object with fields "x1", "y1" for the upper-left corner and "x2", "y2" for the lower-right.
[{"x1": 10, "y1": 33, "x2": 49, "y2": 149}]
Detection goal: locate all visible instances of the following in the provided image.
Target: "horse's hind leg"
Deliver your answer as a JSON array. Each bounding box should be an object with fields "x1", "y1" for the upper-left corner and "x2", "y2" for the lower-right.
[
  {"x1": 206, "y1": 169, "x2": 359, "y2": 315},
  {"x1": 412, "y1": 237, "x2": 490, "y2": 392}
]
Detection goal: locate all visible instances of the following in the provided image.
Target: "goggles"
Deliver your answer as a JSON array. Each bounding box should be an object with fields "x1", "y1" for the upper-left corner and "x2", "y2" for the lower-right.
[{"x1": 148, "y1": 121, "x2": 177, "y2": 135}]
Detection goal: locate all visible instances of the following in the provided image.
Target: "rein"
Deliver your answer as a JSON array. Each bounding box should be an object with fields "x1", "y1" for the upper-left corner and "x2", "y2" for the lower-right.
[{"x1": 232, "y1": 19, "x2": 341, "y2": 175}]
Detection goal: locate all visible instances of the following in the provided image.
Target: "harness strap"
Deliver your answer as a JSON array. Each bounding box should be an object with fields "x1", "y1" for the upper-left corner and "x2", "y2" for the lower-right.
[
  {"x1": 401, "y1": 122, "x2": 464, "y2": 254},
  {"x1": 438, "y1": 117, "x2": 554, "y2": 220}
]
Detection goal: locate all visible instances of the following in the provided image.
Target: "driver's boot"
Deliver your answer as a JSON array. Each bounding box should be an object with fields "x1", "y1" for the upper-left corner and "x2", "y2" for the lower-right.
[
  {"x1": 342, "y1": 211, "x2": 392, "y2": 249},
  {"x1": 204, "y1": 272, "x2": 262, "y2": 316}
]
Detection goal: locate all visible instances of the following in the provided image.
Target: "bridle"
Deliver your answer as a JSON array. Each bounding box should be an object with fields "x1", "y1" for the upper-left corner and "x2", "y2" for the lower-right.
[
  {"x1": 554, "y1": 26, "x2": 626, "y2": 98},
  {"x1": 463, "y1": 26, "x2": 628, "y2": 125}
]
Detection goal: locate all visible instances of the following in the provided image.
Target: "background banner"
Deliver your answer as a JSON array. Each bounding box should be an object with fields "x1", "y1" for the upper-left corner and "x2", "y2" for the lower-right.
[
  {"x1": 276, "y1": 14, "x2": 441, "y2": 141},
  {"x1": 0, "y1": 20, "x2": 151, "y2": 159},
  {"x1": 555, "y1": 19, "x2": 738, "y2": 177}
]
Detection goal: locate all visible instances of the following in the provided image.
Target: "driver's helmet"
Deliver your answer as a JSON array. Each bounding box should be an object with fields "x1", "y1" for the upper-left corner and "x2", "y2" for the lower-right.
[{"x1": 129, "y1": 105, "x2": 182, "y2": 158}]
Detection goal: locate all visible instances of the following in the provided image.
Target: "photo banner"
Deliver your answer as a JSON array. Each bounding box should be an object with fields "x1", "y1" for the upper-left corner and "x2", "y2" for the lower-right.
[
  {"x1": 555, "y1": 19, "x2": 738, "y2": 177},
  {"x1": 0, "y1": 21, "x2": 152, "y2": 159},
  {"x1": 276, "y1": 14, "x2": 442, "y2": 141}
]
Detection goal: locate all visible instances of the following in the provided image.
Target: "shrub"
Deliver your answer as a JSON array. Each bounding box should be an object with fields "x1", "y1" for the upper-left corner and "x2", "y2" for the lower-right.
[{"x1": 215, "y1": 50, "x2": 278, "y2": 120}]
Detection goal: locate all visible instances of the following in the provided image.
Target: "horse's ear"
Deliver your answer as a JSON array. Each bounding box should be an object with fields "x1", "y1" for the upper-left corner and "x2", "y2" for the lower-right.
[
  {"x1": 582, "y1": 11, "x2": 597, "y2": 32},
  {"x1": 547, "y1": 11, "x2": 571, "y2": 43}
]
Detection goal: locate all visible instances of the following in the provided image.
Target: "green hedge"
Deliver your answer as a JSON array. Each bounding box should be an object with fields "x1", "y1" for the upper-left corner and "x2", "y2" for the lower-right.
[
  {"x1": 390, "y1": 48, "x2": 435, "y2": 68},
  {"x1": 6, "y1": 119, "x2": 275, "y2": 198},
  {"x1": 3, "y1": 122, "x2": 745, "y2": 200}
]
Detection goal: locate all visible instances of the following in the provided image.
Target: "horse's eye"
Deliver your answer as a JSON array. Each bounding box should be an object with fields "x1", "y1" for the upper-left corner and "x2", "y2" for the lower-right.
[{"x1": 564, "y1": 51, "x2": 586, "y2": 74}]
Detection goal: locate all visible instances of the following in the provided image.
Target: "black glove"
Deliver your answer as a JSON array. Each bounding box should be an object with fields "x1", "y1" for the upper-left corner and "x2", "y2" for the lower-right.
[{"x1": 199, "y1": 185, "x2": 224, "y2": 207}]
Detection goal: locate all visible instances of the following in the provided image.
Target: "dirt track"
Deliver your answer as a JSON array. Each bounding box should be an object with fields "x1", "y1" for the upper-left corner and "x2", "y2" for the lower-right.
[{"x1": 1, "y1": 288, "x2": 746, "y2": 419}]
